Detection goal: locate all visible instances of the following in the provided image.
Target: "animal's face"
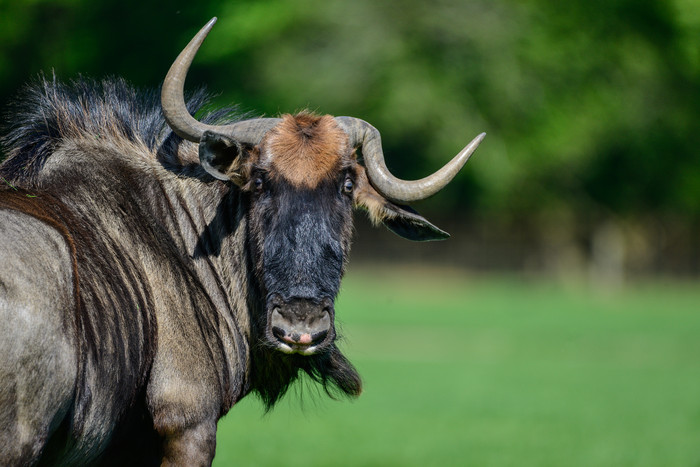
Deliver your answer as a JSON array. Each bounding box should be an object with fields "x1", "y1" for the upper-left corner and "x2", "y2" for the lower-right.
[
  {"x1": 244, "y1": 114, "x2": 353, "y2": 355},
  {"x1": 248, "y1": 170, "x2": 351, "y2": 355},
  {"x1": 161, "y1": 18, "x2": 484, "y2": 357},
  {"x1": 198, "y1": 113, "x2": 448, "y2": 355}
]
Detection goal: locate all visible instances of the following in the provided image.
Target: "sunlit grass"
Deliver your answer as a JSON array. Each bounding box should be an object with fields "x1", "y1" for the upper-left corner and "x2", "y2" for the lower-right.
[{"x1": 213, "y1": 267, "x2": 700, "y2": 466}]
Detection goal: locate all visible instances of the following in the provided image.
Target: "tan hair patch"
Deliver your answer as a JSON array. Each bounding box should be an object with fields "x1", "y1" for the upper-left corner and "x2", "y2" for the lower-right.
[{"x1": 262, "y1": 113, "x2": 349, "y2": 189}]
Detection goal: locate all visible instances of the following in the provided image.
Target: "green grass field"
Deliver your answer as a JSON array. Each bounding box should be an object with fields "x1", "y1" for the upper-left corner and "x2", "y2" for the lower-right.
[{"x1": 213, "y1": 267, "x2": 700, "y2": 466}]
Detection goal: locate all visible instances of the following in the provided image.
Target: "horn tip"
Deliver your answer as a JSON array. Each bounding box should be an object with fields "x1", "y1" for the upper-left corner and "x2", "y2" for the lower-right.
[
  {"x1": 466, "y1": 132, "x2": 486, "y2": 151},
  {"x1": 201, "y1": 17, "x2": 218, "y2": 34},
  {"x1": 459, "y1": 132, "x2": 486, "y2": 154}
]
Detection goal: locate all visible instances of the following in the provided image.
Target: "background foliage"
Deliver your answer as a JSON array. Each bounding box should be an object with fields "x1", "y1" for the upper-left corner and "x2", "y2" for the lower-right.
[{"x1": 1, "y1": 0, "x2": 699, "y2": 274}]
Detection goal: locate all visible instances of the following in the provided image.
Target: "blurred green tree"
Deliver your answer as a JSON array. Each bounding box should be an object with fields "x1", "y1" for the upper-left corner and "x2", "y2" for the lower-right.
[{"x1": 1, "y1": 0, "x2": 699, "y2": 224}]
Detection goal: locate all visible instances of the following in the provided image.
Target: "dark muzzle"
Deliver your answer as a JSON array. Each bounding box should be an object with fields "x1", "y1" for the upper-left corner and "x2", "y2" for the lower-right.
[{"x1": 267, "y1": 295, "x2": 335, "y2": 355}]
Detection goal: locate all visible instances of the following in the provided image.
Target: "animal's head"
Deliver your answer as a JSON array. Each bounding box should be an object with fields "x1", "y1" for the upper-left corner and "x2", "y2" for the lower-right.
[{"x1": 161, "y1": 18, "x2": 484, "y2": 359}]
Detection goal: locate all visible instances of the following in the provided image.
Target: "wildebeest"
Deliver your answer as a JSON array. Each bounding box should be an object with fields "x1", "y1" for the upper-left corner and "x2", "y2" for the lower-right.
[{"x1": 0, "y1": 17, "x2": 484, "y2": 466}]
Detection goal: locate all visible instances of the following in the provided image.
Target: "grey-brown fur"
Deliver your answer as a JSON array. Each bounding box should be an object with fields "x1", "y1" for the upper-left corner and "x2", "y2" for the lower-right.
[
  {"x1": 1, "y1": 78, "x2": 266, "y2": 465},
  {"x1": 0, "y1": 75, "x2": 450, "y2": 465}
]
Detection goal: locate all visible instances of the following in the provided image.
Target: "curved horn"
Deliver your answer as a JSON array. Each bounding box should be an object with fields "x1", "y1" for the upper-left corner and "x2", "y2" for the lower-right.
[
  {"x1": 161, "y1": 17, "x2": 280, "y2": 144},
  {"x1": 335, "y1": 117, "x2": 485, "y2": 203}
]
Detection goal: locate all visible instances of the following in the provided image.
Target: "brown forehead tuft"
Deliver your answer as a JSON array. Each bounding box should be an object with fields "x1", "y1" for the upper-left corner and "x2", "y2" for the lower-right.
[{"x1": 262, "y1": 112, "x2": 350, "y2": 188}]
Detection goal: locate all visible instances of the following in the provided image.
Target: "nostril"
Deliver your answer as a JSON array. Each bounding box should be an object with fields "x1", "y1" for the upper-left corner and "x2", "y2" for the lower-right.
[
  {"x1": 271, "y1": 326, "x2": 287, "y2": 342},
  {"x1": 271, "y1": 308, "x2": 294, "y2": 344},
  {"x1": 310, "y1": 329, "x2": 328, "y2": 345}
]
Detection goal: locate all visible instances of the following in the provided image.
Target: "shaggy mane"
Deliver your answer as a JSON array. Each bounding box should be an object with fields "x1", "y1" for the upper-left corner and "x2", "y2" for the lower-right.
[{"x1": 0, "y1": 75, "x2": 242, "y2": 186}]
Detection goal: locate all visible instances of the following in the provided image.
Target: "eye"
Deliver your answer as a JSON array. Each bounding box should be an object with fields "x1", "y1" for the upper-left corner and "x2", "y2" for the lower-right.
[
  {"x1": 253, "y1": 177, "x2": 263, "y2": 191},
  {"x1": 342, "y1": 178, "x2": 354, "y2": 194}
]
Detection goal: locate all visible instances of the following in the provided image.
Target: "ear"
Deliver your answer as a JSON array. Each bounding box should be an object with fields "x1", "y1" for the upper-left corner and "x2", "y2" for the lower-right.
[
  {"x1": 199, "y1": 131, "x2": 247, "y2": 185},
  {"x1": 352, "y1": 166, "x2": 449, "y2": 242}
]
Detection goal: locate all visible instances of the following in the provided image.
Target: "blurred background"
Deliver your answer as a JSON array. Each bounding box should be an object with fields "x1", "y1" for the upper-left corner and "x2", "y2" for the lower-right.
[
  {"x1": 1, "y1": 0, "x2": 698, "y2": 465},
  {"x1": 2, "y1": 0, "x2": 700, "y2": 279}
]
